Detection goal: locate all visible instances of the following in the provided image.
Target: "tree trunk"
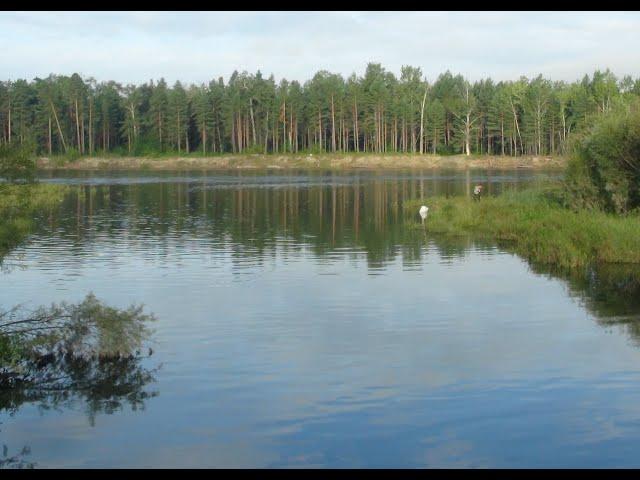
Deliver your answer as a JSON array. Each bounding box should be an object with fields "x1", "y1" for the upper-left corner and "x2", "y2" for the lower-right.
[
  {"x1": 289, "y1": 107, "x2": 293, "y2": 153},
  {"x1": 282, "y1": 100, "x2": 286, "y2": 153},
  {"x1": 75, "y1": 98, "x2": 81, "y2": 153},
  {"x1": 231, "y1": 112, "x2": 236, "y2": 153},
  {"x1": 48, "y1": 116, "x2": 52, "y2": 155},
  {"x1": 88, "y1": 99, "x2": 93, "y2": 155},
  {"x1": 249, "y1": 98, "x2": 257, "y2": 147},
  {"x1": 264, "y1": 110, "x2": 269, "y2": 153},
  {"x1": 177, "y1": 110, "x2": 181, "y2": 153},
  {"x1": 50, "y1": 101, "x2": 68, "y2": 152},
  {"x1": 501, "y1": 117, "x2": 505, "y2": 156},
  {"x1": 465, "y1": 112, "x2": 471, "y2": 156},
  {"x1": 318, "y1": 110, "x2": 322, "y2": 152},
  {"x1": 419, "y1": 86, "x2": 428, "y2": 154},
  {"x1": 202, "y1": 119, "x2": 206, "y2": 155},
  {"x1": 353, "y1": 98, "x2": 359, "y2": 153},
  {"x1": 81, "y1": 103, "x2": 85, "y2": 154},
  {"x1": 331, "y1": 94, "x2": 336, "y2": 152},
  {"x1": 510, "y1": 101, "x2": 522, "y2": 156}
]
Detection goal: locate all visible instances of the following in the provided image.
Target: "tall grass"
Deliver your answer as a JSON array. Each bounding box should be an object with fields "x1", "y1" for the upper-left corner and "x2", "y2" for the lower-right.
[{"x1": 405, "y1": 184, "x2": 640, "y2": 269}]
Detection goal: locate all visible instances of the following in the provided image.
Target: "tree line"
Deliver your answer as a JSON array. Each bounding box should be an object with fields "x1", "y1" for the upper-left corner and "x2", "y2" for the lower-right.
[{"x1": 1, "y1": 63, "x2": 640, "y2": 158}]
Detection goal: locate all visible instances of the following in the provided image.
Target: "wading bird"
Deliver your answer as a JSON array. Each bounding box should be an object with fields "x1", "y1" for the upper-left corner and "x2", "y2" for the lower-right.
[
  {"x1": 419, "y1": 205, "x2": 429, "y2": 222},
  {"x1": 473, "y1": 185, "x2": 483, "y2": 201}
]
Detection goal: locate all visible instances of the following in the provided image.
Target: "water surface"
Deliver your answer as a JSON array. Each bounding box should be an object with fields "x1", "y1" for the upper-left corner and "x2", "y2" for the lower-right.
[{"x1": 2, "y1": 170, "x2": 640, "y2": 468}]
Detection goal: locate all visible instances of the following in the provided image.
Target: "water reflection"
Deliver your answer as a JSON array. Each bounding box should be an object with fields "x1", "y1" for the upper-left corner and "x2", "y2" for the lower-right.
[
  {"x1": 22, "y1": 171, "x2": 640, "y2": 344},
  {"x1": 3, "y1": 170, "x2": 640, "y2": 467},
  {"x1": 34, "y1": 171, "x2": 546, "y2": 262},
  {"x1": 1, "y1": 445, "x2": 33, "y2": 469},
  {"x1": 531, "y1": 262, "x2": 640, "y2": 343},
  {"x1": 1, "y1": 352, "x2": 158, "y2": 469},
  {"x1": 0, "y1": 292, "x2": 159, "y2": 470}
]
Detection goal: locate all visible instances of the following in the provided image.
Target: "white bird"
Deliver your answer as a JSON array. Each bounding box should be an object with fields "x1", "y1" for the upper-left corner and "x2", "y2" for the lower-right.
[{"x1": 419, "y1": 205, "x2": 429, "y2": 221}]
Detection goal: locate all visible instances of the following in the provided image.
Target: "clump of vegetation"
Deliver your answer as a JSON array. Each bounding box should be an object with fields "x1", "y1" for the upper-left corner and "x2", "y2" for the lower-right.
[
  {"x1": 0, "y1": 292, "x2": 159, "y2": 440},
  {"x1": 405, "y1": 184, "x2": 640, "y2": 269},
  {"x1": 0, "y1": 144, "x2": 36, "y2": 183},
  {"x1": 0, "y1": 294, "x2": 154, "y2": 370},
  {"x1": 564, "y1": 99, "x2": 640, "y2": 213},
  {"x1": 1, "y1": 294, "x2": 159, "y2": 469},
  {"x1": 0, "y1": 293, "x2": 156, "y2": 386}
]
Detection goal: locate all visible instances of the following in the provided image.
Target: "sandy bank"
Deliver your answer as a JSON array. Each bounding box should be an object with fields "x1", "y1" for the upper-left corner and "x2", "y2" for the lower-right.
[{"x1": 37, "y1": 154, "x2": 567, "y2": 171}]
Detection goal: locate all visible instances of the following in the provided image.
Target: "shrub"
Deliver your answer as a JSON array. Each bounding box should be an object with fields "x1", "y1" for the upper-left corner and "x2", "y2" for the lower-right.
[
  {"x1": 565, "y1": 100, "x2": 640, "y2": 213},
  {"x1": 63, "y1": 148, "x2": 82, "y2": 162},
  {"x1": 0, "y1": 144, "x2": 37, "y2": 184}
]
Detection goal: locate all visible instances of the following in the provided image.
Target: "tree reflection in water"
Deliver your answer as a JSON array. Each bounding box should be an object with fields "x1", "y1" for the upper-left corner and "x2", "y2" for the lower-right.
[
  {"x1": 35, "y1": 173, "x2": 640, "y2": 339},
  {"x1": 3, "y1": 171, "x2": 640, "y2": 467},
  {"x1": 530, "y1": 262, "x2": 640, "y2": 343},
  {"x1": 0, "y1": 295, "x2": 159, "y2": 469}
]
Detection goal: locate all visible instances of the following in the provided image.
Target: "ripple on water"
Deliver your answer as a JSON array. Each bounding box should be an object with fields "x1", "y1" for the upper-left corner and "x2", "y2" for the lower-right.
[{"x1": 5, "y1": 171, "x2": 640, "y2": 468}]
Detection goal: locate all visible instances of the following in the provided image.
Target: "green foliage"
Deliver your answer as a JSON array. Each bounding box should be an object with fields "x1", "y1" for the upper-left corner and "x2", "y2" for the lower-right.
[
  {"x1": 565, "y1": 99, "x2": 640, "y2": 213},
  {"x1": 0, "y1": 293, "x2": 156, "y2": 376},
  {"x1": 0, "y1": 294, "x2": 158, "y2": 458},
  {"x1": 562, "y1": 154, "x2": 601, "y2": 210},
  {"x1": 435, "y1": 144, "x2": 458, "y2": 156},
  {"x1": 63, "y1": 147, "x2": 81, "y2": 162},
  {"x1": 0, "y1": 333, "x2": 26, "y2": 369},
  {"x1": 405, "y1": 185, "x2": 640, "y2": 269},
  {"x1": 2, "y1": 67, "x2": 639, "y2": 159},
  {"x1": 130, "y1": 138, "x2": 163, "y2": 157},
  {"x1": 0, "y1": 143, "x2": 36, "y2": 183}
]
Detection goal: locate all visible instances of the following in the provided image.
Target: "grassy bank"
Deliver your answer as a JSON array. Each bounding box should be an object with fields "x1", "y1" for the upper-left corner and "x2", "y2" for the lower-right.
[
  {"x1": 37, "y1": 153, "x2": 568, "y2": 171},
  {"x1": 405, "y1": 184, "x2": 640, "y2": 269}
]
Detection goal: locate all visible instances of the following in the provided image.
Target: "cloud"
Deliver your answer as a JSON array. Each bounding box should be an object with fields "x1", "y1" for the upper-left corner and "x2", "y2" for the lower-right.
[{"x1": 1, "y1": 11, "x2": 639, "y2": 85}]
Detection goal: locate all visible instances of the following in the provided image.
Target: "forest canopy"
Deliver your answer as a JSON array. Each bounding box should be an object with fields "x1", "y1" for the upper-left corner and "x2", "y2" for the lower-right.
[{"x1": 1, "y1": 65, "x2": 639, "y2": 158}]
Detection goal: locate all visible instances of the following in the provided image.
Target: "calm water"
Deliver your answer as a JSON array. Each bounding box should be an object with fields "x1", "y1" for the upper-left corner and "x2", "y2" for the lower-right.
[{"x1": 3, "y1": 169, "x2": 640, "y2": 468}]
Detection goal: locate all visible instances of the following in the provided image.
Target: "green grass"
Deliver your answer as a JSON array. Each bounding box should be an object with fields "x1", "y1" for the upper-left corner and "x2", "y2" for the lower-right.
[{"x1": 405, "y1": 183, "x2": 640, "y2": 269}]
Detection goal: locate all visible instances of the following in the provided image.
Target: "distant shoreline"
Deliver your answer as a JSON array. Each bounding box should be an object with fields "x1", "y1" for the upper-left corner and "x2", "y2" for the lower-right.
[{"x1": 36, "y1": 154, "x2": 568, "y2": 172}]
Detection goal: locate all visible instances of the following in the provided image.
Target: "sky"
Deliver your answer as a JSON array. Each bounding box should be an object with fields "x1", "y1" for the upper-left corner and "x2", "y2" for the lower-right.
[{"x1": 1, "y1": 11, "x2": 639, "y2": 86}]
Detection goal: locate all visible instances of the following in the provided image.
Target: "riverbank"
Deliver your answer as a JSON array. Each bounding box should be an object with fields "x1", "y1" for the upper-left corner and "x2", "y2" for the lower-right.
[
  {"x1": 405, "y1": 185, "x2": 640, "y2": 270},
  {"x1": 36, "y1": 153, "x2": 567, "y2": 171}
]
